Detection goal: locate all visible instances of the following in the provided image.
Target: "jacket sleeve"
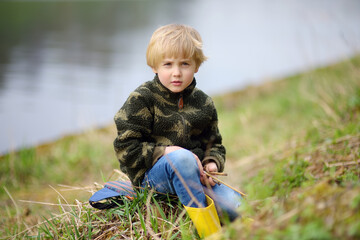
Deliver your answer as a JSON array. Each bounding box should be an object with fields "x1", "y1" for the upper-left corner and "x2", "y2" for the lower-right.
[
  {"x1": 113, "y1": 90, "x2": 164, "y2": 185},
  {"x1": 199, "y1": 99, "x2": 226, "y2": 172}
]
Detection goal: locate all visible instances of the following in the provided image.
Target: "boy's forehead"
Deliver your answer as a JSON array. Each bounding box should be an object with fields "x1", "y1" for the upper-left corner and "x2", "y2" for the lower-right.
[
  {"x1": 162, "y1": 52, "x2": 194, "y2": 61},
  {"x1": 161, "y1": 56, "x2": 193, "y2": 61}
]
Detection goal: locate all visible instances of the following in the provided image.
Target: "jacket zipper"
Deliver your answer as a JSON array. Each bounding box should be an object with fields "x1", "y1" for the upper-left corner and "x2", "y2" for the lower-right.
[
  {"x1": 178, "y1": 94, "x2": 184, "y2": 110},
  {"x1": 177, "y1": 93, "x2": 186, "y2": 145}
]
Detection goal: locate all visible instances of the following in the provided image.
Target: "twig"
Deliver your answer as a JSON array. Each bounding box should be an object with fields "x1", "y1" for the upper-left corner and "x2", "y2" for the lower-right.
[
  {"x1": 206, "y1": 172, "x2": 228, "y2": 176},
  {"x1": 204, "y1": 171, "x2": 247, "y2": 197}
]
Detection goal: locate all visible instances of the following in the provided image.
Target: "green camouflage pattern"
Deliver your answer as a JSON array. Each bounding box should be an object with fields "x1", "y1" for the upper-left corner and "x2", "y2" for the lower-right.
[{"x1": 114, "y1": 75, "x2": 226, "y2": 186}]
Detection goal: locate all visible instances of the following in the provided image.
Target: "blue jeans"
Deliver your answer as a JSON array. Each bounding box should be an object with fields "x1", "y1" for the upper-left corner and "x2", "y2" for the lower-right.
[{"x1": 142, "y1": 149, "x2": 242, "y2": 221}]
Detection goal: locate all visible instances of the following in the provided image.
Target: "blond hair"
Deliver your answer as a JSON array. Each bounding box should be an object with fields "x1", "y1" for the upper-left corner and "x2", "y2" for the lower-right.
[{"x1": 146, "y1": 24, "x2": 207, "y2": 69}]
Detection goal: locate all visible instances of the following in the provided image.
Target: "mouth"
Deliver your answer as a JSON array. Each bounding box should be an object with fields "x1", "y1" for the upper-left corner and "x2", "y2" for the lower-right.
[{"x1": 171, "y1": 81, "x2": 182, "y2": 86}]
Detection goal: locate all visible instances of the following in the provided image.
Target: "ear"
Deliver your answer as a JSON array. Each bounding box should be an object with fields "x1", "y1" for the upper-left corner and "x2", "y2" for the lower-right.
[
  {"x1": 152, "y1": 67, "x2": 158, "y2": 74},
  {"x1": 195, "y1": 66, "x2": 199, "y2": 73}
]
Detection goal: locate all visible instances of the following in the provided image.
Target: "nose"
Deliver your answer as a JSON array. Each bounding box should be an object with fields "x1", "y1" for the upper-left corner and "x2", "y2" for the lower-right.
[{"x1": 173, "y1": 65, "x2": 181, "y2": 77}]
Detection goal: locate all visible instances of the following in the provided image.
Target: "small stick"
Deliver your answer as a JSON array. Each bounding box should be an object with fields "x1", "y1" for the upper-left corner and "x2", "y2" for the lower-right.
[
  {"x1": 207, "y1": 172, "x2": 228, "y2": 176},
  {"x1": 204, "y1": 171, "x2": 247, "y2": 197}
]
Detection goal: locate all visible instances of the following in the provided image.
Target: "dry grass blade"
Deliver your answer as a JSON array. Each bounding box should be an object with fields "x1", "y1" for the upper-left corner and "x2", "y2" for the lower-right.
[
  {"x1": 3, "y1": 187, "x2": 21, "y2": 231},
  {"x1": 129, "y1": 213, "x2": 133, "y2": 240},
  {"x1": 49, "y1": 185, "x2": 71, "y2": 207},
  {"x1": 326, "y1": 160, "x2": 360, "y2": 167},
  {"x1": 18, "y1": 200, "x2": 78, "y2": 207},
  {"x1": 275, "y1": 208, "x2": 300, "y2": 224},
  {"x1": 57, "y1": 184, "x2": 95, "y2": 192}
]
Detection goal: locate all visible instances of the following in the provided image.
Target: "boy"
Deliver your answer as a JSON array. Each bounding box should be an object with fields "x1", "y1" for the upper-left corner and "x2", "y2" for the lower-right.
[{"x1": 113, "y1": 24, "x2": 241, "y2": 237}]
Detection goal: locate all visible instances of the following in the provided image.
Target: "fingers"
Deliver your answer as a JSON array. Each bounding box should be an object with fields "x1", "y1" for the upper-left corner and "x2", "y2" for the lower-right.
[
  {"x1": 207, "y1": 176, "x2": 217, "y2": 187},
  {"x1": 204, "y1": 162, "x2": 218, "y2": 173},
  {"x1": 187, "y1": 152, "x2": 220, "y2": 187},
  {"x1": 200, "y1": 171, "x2": 217, "y2": 187},
  {"x1": 200, "y1": 174, "x2": 214, "y2": 187}
]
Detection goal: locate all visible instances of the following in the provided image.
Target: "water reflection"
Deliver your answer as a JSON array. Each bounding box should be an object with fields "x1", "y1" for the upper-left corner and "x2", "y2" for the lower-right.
[{"x1": 0, "y1": 0, "x2": 359, "y2": 154}]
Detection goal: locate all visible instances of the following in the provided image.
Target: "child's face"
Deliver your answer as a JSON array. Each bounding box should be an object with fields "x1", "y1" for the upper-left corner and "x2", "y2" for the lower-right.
[{"x1": 152, "y1": 56, "x2": 198, "y2": 93}]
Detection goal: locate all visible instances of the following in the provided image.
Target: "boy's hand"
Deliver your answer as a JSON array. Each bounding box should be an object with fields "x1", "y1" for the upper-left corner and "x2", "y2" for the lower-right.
[
  {"x1": 164, "y1": 146, "x2": 218, "y2": 187},
  {"x1": 202, "y1": 162, "x2": 218, "y2": 187},
  {"x1": 191, "y1": 153, "x2": 218, "y2": 187}
]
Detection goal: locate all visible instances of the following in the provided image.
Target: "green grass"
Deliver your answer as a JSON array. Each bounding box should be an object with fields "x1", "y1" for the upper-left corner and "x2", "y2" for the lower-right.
[
  {"x1": 0, "y1": 127, "x2": 117, "y2": 194},
  {"x1": 216, "y1": 56, "x2": 360, "y2": 240},
  {"x1": 1, "y1": 55, "x2": 360, "y2": 239},
  {"x1": 4, "y1": 185, "x2": 195, "y2": 239}
]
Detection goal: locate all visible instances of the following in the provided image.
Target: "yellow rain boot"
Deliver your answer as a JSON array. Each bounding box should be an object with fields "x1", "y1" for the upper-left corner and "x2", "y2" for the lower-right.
[{"x1": 184, "y1": 195, "x2": 221, "y2": 238}]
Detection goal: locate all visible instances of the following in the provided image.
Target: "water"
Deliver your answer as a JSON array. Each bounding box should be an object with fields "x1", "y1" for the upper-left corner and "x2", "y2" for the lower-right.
[{"x1": 0, "y1": 0, "x2": 359, "y2": 154}]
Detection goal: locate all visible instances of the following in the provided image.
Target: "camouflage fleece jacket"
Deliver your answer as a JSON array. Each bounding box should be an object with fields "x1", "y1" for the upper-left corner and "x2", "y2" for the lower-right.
[{"x1": 113, "y1": 74, "x2": 226, "y2": 186}]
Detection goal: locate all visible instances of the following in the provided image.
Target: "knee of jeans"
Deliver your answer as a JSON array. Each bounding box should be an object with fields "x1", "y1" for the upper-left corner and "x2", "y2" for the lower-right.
[
  {"x1": 166, "y1": 149, "x2": 199, "y2": 176},
  {"x1": 208, "y1": 184, "x2": 243, "y2": 209}
]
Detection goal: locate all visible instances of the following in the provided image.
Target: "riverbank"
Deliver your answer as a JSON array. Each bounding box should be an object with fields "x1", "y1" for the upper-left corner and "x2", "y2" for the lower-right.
[{"x1": 1, "y1": 56, "x2": 359, "y2": 239}]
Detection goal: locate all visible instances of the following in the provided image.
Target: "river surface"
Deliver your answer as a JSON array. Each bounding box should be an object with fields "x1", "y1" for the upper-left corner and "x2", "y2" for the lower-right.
[{"x1": 0, "y1": 0, "x2": 359, "y2": 154}]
